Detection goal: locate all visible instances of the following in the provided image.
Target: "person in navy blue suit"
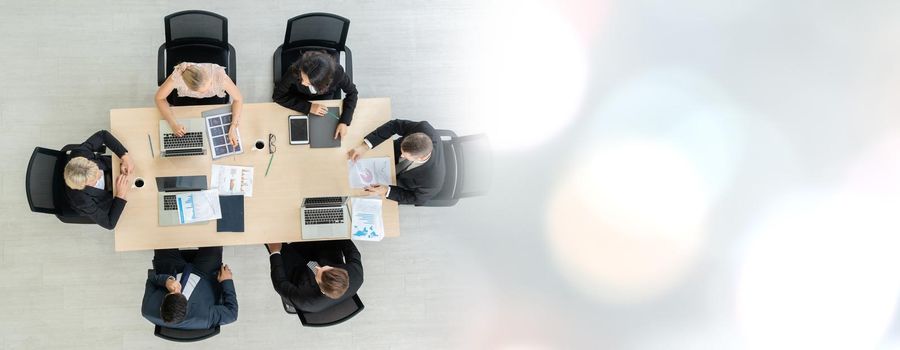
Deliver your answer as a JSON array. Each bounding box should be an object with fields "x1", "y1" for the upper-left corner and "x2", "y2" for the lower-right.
[{"x1": 141, "y1": 247, "x2": 238, "y2": 329}]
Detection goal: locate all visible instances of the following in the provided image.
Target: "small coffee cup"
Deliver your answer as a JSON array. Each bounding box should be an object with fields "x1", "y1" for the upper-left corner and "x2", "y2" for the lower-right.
[
  {"x1": 254, "y1": 139, "x2": 265, "y2": 151},
  {"x1": 133, "y1": 177, "x2": 145, "y2": 189}
]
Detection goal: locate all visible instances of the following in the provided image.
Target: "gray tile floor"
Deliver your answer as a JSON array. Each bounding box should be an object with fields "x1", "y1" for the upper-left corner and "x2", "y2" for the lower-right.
[{"x1": 0, "y1": 1, "x2": 502, "y2": 349}]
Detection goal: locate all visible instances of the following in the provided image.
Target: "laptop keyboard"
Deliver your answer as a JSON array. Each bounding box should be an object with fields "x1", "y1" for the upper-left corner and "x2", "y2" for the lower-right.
[
  {"x1": 164, "y1": 148, "x2": 205, "y2": 157},
  {"x1": 163, "y1": 195, "x2": 177, "y2": 211},
  {"x1": 163, "y1": 132, "x2": 203, "y2": 149},
  {"x1": 305, "y1": 208, "x2": 345, "y2": 225}
]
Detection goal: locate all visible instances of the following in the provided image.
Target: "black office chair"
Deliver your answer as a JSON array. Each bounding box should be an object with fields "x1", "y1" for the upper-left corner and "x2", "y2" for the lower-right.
[
  {"x1": 26, "y1": 145, "x2": 110, "y2": 224},
  {"x1": 273, "y1": 12, "x2": 353, "y2": 100},
  {"x1": 157, "y1": 10, "x2": 236, "y2": 106},
  {"x1": 287, "y1": 294, "x2": 364, "y2": 327},
  {"x1": 420, "y1": 131, "x2": 492, "y2": 207}
]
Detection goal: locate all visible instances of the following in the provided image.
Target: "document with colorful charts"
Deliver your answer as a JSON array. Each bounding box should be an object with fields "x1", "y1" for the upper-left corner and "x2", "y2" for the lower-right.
[
  {"x1": 350, "y1": 196, "x2": 385, "y2": 241},
  {"x1": 348, "y1": 157, "x2": 392, "y2": 189},
  {"x1": 211, "y1": 164, "x2": 254, "y2": 197},
  {"x1": 176, "y1": 189, "x2": 223, "y2": 224}
]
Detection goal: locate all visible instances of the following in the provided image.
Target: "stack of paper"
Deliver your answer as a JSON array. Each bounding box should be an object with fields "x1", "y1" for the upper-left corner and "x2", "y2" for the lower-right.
[
  {"x1": 211, "y1": 164, "x2": 254, "y2": 197},
  {"x1": 348, "y1": 157, "x2": 392, "y2": 189},
  {"x1": 350, "y1": 197, "x2": 385, "y2": 241},
  {"x1": 176, "y1": 189, "x2": 223, "y2": 224}
]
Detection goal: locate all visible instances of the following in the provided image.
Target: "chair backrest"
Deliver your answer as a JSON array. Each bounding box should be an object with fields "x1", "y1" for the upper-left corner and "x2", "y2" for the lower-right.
[
  {"x1": 284, "y1": 13, "x2": 349, "y2": 50},
  {"x1": 298, "y1": 294, "x2": 364, "y2": 327},
  {"x1": 26, "y1": 147, "x2": 64, "y2": 214},
  {"x1": 154, "y1": 325, "x2": 220, "y2": 342},
  {"x1": 451, "y1": 134, "x2": 492, "y2": 198},
  {"x1": 165, "y1": 10, "x2": 228, "y2": 44}
]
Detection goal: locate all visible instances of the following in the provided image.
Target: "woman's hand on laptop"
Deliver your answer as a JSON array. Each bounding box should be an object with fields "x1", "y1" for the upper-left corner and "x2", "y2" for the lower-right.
[{"x1": 168, "y1": 121, "x2": 186, "y2": 137}]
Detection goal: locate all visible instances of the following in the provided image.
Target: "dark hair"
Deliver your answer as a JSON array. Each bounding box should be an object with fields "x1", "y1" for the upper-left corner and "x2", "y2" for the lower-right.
[
  {"x1": 291, "y1": 51, "x2": 336, "y2": 93},
  {"x1": 161, "y1": 293, "x2": 187, "y2": 324},
  {"x1": 320, "y1": 267, "x2": 350, "y2": 299},
  {"x1": 400, "y1": 132, "x2": 434, "y2": 158}
]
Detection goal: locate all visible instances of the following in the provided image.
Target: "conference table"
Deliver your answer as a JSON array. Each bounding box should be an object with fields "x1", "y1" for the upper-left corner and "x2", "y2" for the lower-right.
[{"x1": 109, "y1": 98, "x2": 399, "y2": 252}]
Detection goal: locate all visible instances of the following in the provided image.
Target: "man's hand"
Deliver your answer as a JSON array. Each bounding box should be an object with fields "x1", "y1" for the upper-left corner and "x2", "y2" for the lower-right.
[
  {"x1": 218, "y1": 264, "x2": 233, "y2": 283},
  {"x1": 347, "y1": 143, "x2": 369, "y2": 162},
  {"x1": 334, "y1": 123, "x2": 348, "y2": 140},
  {"x1": 364, "y1": 184, "x2": 388, "y2": 197},
  {"x1": 266, "y1": 243, "x2": 282, "y2": 254},
  {"x1": 114, "y1": 174, "x2": 131, "y2": 199},
  {"x1": 165, "y1": 276, "x2": 182, "y2": 294},
  {"x1": 309, "y1": 103, "x2": 327, "y2": 116},
  {"x1": 168, "y1": 121, "x2": 186, "y2": 137},
  {"x1": 120, "y1": 154, "x2": 134, "y2": 175}
]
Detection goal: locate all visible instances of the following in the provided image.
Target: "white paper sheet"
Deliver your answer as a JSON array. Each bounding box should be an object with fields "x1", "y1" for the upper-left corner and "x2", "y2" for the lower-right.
[
  {"x1": 176, "y1": 189, "x2": 223, "y2": 224},
  {"x1": 348, "y1": 157, "x2": 392, "y2": 189},
  {"x1": 350, "y1": 197, "x2": 384, "y2": 241},
  {"x1": 211, "y1": 165, "x2": 254, "y2": 197}
]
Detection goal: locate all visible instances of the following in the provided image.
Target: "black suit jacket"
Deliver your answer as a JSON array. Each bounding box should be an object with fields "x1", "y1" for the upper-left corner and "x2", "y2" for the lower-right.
[
  {"x1": 364, "y1": 120, "x2": 446, "y2": 205},
  {"x1": 142, "y1": 270, "x2": 239, "y2": 329},
  {"x1": 272, "y1": 65, "x2": 358, "y2": 125},
  {"x1": 269, "y1": 240, "x2": 363, "y2": 313},
  {"x1": 65, "y1": 130, "x2": 128, "y2": 230}
]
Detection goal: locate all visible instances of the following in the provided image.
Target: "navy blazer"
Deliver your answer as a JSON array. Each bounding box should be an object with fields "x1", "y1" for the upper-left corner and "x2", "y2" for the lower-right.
[
  {"x1": 270, "y1": 240, "x2": 363, "y2": 313},
  {"x1": 364, "y1": 120, "x2": 446, "y2": 205},
  {"x1": 64, "y1": 130, "x2": 128, "y2": 229},
  {"x1": 141, "y1": 270, "x2": 239, "y2": 330},
  {"x1": 272, "y1": 64, "x2": 358, "y2": 125}
]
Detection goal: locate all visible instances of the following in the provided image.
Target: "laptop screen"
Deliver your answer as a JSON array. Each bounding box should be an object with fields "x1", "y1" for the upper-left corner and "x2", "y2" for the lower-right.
[{"x1": 156, "y1": 176, "x2": 208, "y2": 192}]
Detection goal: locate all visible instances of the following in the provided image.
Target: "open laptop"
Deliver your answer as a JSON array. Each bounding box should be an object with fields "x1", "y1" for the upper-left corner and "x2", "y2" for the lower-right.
[
  {"x1": 157, "y1": 176, "x2": 207, "y2": 226},
  {"x1": 159, "y1": 118, "x2": 206, "y2": 157},
  {"x1": 300, "y1": 196, "x2": 351, "y2": 240}
]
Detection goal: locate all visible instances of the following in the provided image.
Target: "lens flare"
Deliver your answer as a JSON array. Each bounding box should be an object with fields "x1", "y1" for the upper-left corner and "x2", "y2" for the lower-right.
[{"x1": 545, "y1": 139, "x2": 709, "y2": 304}]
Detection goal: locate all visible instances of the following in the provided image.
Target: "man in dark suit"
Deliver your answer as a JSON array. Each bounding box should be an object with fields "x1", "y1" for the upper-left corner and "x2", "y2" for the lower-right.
[
  {"x1": 265, "y1": 240, "x2": 363, "y2": 313},
  {"x1": 63, "y1": 130, "x2": 135, "y2": 229},
  {"x1": 347, "y1": 119, "x2": 446, "y2": 205},
  {"x1": 141, "y1": 247, "x2": 238, "y2": 329}
]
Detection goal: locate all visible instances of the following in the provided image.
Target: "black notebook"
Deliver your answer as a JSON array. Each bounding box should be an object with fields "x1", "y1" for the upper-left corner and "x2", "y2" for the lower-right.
[
  {"x1": 309, "y1": 106, "x2": 342, "y2": 148},
  {"x1": 216, "y1": 195, "x2": 244, "y2": 232}
]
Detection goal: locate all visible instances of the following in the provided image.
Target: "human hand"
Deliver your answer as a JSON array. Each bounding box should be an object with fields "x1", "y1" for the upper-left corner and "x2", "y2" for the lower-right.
[
  {"x1": 114, "y1": 174, "x2": 131, "y2": 199},
  {"x1": 333, "y1": 123, "x2": 348, "y2": 140},
  {"x1": 227, "y1": 126, "x2": 239, "y2": 147},
  {"x1": 266, "y1": 243, "x2": 282, "y2": 254},
  {"x1": 309, "y1": 103, "x2": 327, "y2": 116},
  {"x1": 364, "y1": 184, "x2": 388, "y2": 197},
  {"x1": 120, "y1": 154, "x2": 134, "y2": 175},
  {"x1": 218, "y1": 264, "x2": 233, "y2": 282},
  {"x1": 347, "y1": 144, "x2": 369, "y2": 162},
  {"x1": 165, "y1": 276, "x2": 182, "y2": 294},
  {"x1": 169, "y1": 121, "x2": 186, "y2": 137}
]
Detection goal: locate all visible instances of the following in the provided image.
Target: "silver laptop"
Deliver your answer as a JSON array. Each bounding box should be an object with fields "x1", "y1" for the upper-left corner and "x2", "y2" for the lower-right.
[
  {"x1": 157, "y1": 176, "x2": 207, "y2": 226},
  {"x1": 300, "y1": 196, "x2": 351, "y2": 240},
  {"x1": 159, "y1": 118, "x2": 206, "y2": 157}
]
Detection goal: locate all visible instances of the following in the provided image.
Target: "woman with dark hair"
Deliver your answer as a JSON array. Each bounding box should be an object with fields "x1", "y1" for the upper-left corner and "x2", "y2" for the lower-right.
[{"x1": 273, "y1": 51, "x2": 359, "y2": 140}]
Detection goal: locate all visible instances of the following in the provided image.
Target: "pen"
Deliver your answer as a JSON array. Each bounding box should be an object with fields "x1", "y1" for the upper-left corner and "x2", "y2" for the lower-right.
[
  {"x1": 265, "y1": 153, "x2": 274, "y2": 176},
  {"x1": 147, "y1": 134, "x2": 154, "y2": 157}
]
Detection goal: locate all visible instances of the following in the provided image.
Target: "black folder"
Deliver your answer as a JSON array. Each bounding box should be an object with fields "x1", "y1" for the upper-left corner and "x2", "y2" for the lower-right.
[
  {"x1": 216, "y1": 195, "x2": 244, "y2": 232},
  {"x1": 309, "y1": 106, "x2": 342, "y2": 148}
]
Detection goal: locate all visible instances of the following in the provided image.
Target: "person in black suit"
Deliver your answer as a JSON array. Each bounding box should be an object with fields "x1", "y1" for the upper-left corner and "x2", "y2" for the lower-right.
[
  {"x1": 272, "y1": 50, "x2": 358, "y2": 140},
  {"x1": 142, "y1": 247, "x2": 239, "y2": 329},
  {"x1": 63, "y1": 130, "x2": 135, "y2": 229},
  {"x1": 348, "y1": 119, "x2": 446, "y2": 205},
  {"x1": 265, "y1": 240, "x2": 363, "y2": 313}
]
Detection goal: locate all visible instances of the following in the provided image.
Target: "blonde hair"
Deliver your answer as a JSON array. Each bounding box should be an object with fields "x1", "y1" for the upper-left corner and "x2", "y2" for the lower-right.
[
  {"x1": 181, "y1": 64, "x2": 208, "y2": 91},
  {"x1": 64, "y1": 157, "x2": 100, "y2": 190}
]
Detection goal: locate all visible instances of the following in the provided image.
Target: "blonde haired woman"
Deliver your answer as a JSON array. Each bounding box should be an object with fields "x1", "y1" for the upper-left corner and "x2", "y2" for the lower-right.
[
  {"x1": 64, "y1": 130, "x2": 134, "y2": 230},
  {"x1": 155, "y1": 62, "x2": 244, "y2": 146}
]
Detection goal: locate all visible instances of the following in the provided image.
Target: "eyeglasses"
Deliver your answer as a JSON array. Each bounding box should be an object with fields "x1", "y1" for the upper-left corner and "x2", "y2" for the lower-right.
[{"x1": 268, "y1": 133, "x2": 276, "y2": 154}]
